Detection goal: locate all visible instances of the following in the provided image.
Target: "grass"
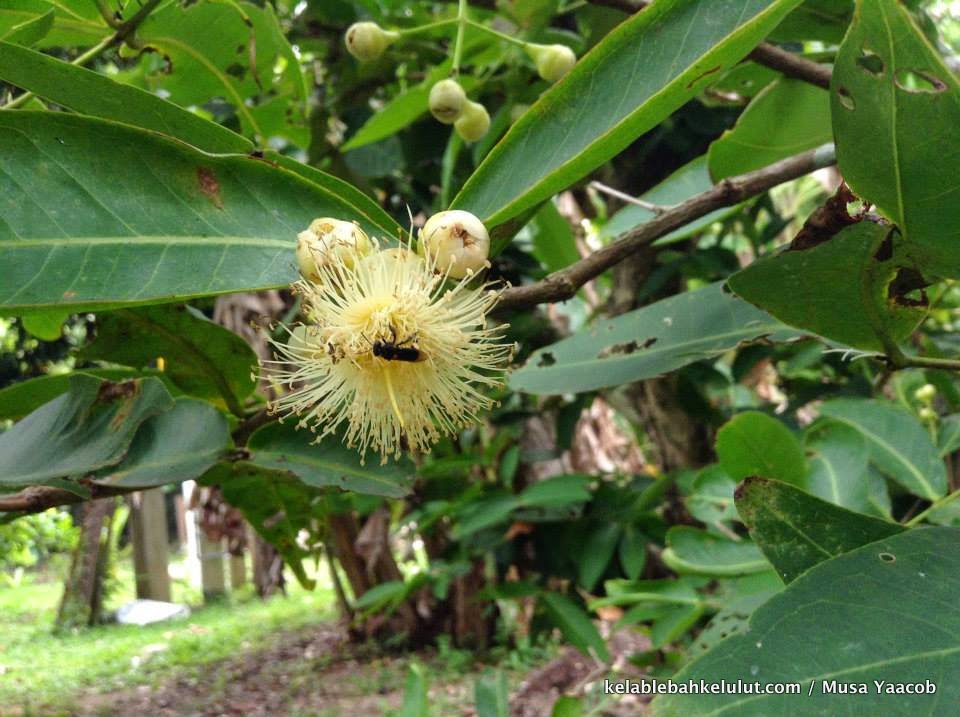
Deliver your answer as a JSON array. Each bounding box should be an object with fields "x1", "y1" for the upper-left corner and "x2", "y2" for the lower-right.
[{"x1": 0, "y1": 550, "x2": 335, "y2": 711}]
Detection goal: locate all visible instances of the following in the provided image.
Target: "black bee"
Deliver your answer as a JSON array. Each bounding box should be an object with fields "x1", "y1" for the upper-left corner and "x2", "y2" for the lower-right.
[{"x1": 369, "y1": 326, "x2": 427, "y2": 363}]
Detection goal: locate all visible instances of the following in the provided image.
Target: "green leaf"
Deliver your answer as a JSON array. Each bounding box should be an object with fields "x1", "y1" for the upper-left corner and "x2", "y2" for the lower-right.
[
  {"x1": 19, "y1": 308, "x2": 64, "y2": 340},
  {"x1": 0, "y1": 4, "x2": 51, "y2": 45},
  {"x1": 734, "y1": 476, "x2": 905, "y2": 583},
  {"x1": 618, "y1": 525, "x2": 647, "y2": 581},
  {"x1": 685, "y1": 465, "x2": 738, "y2": 525},
  {"x1": 201, "y1": 461, "x2": 320, "y2": 589},
  {"x1": 474, "y1": 670, "x2": 509, "y2": 717},
  {"x1": 650, "y1": 603, "x2": 704, "y2": 649},
  {"x1": 715, "y1": 411, "x2": 807, "y2": 487},
  {"x1": 727, "y1": 221, "x2": 927, "y2": 351},
  {"x1": 1, "y1": 0, "x2": 109, "y2": 49},
  {"x1": 0, "y1": 41, "x2": 251, "y2": 153},
  {"x1": 0, "y1": 374, "x2": 173, "y2": 489},
  {"x1": 519, "y1": 474, "x2": 592, "y2": 508},
  {"x1": 653, "y1": 527, "x2": 960, "y2": 717},
  {"x1": 136, "y1": 1, "x2": 307, "y2": 142},
  {"x1": 770, "y1": 0, "x2": 854, "y2": 43},
  {"x1": 454, "y1": 494, "x2": 521, "y2": 538},
  {"x1": 354, "y1": 580, "x2": 409, "y2": 612},
  {"x1": 691, "y1": 571, "x2": 783, "y2": 656},
  {"x1": 541, "y1": 592, "x2": 610, "y2": 661},
  {"x1": 392, "y1": 664, "x2": 429, "y2": 717},
  {"x1": 551, "y1": 696, "x2": 583, "y2": 717},
  {"x1": 661, "y1": 526, "x2": 769, "y2": 577},
  {"x1": 597, "y1": 156, "x2": 738, "y2": 246},
  {"x1": 246, "y1": 421, "x2": 415, "y2": 498},
  {"x1": 708, "y1": 79, "x2": 831, "y2": 181},
  {"x1": 938, "y1": 414, "x2": 960, "y2": 456},
  {"x1": 530, "y1": 200, "x2": 579, "y2": 273},
  {"x1": 452, "y1": 0, "x2": 804, "y2": 229},
  {"x1": 93, "y1": 398, "x2": 229, "y2": 489},
  {"x1": 831, "y1": 0, "x2": 960, "y2": 277},
  {"x1": 510, "y1": 283, "x2": 795, "y2": 395},
  {"x1": 0, "y1": 112, "x2": 401, "y2": 314},
  {"x1": 820, "y1": 398, "x2": 947, "y2": 500},
  {"x1": 80, "y1": 305, "x2": 256, "y2": 416},
  {"x1": 804, "y1": 420, "x2": 872, "y2": 511},
  {"x1": 578, "y1": 523, "x2": 621, "y2": 592},
  {"x1": 0, "y1": 368, "x2": 179, "y2": 421}
]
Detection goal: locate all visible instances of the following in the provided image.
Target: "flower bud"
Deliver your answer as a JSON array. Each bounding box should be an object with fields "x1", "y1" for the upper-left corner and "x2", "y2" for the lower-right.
[
  {"x1": 296, "y1": 218, "x2": 373, "y2": 282},
  {"x1": 454, "y1": 100, "x2": 490, "y2": 143},
  {"x1": 418, "y1": 210, "x2": 491, "y2": 278},
  {"x1": 429, "y1": 79, "x2": 467, "y2": 124},
  {"x1": 344, "y1": 21, "x2": 398, "y2": 62},
  {"x1": 525, "y1": 43, "x2": 576, "y2": 83},
  {"x1": 919, "y1": 406, "x2": 937, "y2": 422},
  {"x1": 915, "y1": 383, "x2": 937, "y2": 404}
]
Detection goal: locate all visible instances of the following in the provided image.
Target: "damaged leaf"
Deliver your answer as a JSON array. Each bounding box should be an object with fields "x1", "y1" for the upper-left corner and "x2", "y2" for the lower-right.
[
  {"x1": 510, "y1": 283, "x2": 796, "y2": 395},
  {"x1": 727, "y1": 220, "x2": 927, "y2": 351}
]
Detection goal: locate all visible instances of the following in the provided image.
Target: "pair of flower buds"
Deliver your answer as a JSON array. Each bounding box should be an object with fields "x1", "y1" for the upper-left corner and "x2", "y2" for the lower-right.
[{"x1": 296, "y1": 210, "x2": 492, "y2": 282}]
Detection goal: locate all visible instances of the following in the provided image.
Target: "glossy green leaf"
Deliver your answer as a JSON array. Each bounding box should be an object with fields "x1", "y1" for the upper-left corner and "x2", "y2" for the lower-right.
[
  {"x1": 661, "y1": 526, "x2": 769, "y2": 577},
  {"x1": 804, "y1": 420, "x2": 871, "y2": 511},
  {"x1": 511, "y1": 282, "x2": 795, "y2": 395},
  {"x1": 0, "y1": 41, "x2": 251, "y2": 153},
  {"x1": 597, "y1": 156, "x2": 738, "y2": 246},
  {"x1": 728, "y1": 221, "x2": 927, "y2": 351},
  {"x1": 541, "y1": 592, "x2": 609, "y2": 661},
  {"x1": 820, "y1": 398, "x2": 947, "y2": 500},
  {"x1": 202, "y1": 461, "x2": 321, "y2": 589},
  {"x1": 452, "y1": 0, "x2": 805, "y2": 228},
  {"x1": 0, "y1": 374, "x2": 173, "y2": 489},
  {"x1": 93, "y1": 398, "x2": 229, "y2": 488},
  {"x1": 734, "y1": 476, "x2": 904, "y2": 583},
  {"x1": 716, "y1": 411, "x2": 807, "y2": 487},
  {"x1": 832, "y1": 0, "x2": 960, "y2": 277},
  {"x1": 80, "y1": 305, "x2": 256, "y2": 416},
  {"x1": 578, "y1": 523, "x2": 621, "y2": 592},
  {"x1": 654, "y1": 527, "x2": 960, "y2": 716},
  {"x1": 0, "y1": 112, "x2": 401, "y2": 314},
  {"x1": 246, "y1": 421, "x2": 415, "y2": 498},
  {"x1": 708, "y1": 79, "x2": 831, "y2": 181},
  {"x1": 1, "y1": 0, "x2": 109, "y2": 49},
  {"x1": 0, "y1": 4, "x2": 50, "y2": 44},
  {"x1": 136, "y1": 1, "x2": 306, "y2": 142},
  {"x1": 19, "y1": 308, "x2": 64, "y2": 340},
  {"x1": 530, "y1": 200, "x2": 579, "y2": 273},
  {"x1": 0, "y1": 368, "x2": 179, "y2": 421}
]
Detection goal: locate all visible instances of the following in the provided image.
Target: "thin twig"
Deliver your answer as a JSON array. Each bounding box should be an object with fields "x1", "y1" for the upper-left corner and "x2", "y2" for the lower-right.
[
  {"x1": 586, "y1": 0, "x2": 832, "y2": 90},
  {"x1": 590, "y1": 181, "x2": 669, "y2": 214},
  {"x1": 497, "y1": 144, "x2": 837, "y2": 310}
]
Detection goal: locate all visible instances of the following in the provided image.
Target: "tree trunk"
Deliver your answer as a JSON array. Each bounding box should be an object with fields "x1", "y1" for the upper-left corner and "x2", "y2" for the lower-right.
[
  {"x1": 129, "y1": 489, "x2": 172, "y2": 602},
  {"x1": 56, "y1": 498, "x2": 115, "y2": 630}
]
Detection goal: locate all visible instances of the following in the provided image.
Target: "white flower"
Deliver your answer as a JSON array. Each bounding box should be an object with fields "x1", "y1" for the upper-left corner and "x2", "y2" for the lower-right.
[{"x1": 265, "y1": 234, "x2": 511, "y2": 463}]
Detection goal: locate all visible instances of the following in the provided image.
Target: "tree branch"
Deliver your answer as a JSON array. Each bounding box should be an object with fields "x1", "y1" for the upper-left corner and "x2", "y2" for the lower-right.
[
  {"x1": 496, "y1": 144, "x2": 837, "y2": 311},
  {"x1": 586, "y1": 0, "x2": 832, "y2": 90}
]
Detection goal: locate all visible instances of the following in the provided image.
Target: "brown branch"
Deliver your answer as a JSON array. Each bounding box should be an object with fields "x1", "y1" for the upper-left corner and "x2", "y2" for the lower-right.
[
  {"x1": 586, "y1": 0, "x2": 832, "y2": 90},
  {"x1": 497, "y1": 144, "x2": 837, "y2": 311}
]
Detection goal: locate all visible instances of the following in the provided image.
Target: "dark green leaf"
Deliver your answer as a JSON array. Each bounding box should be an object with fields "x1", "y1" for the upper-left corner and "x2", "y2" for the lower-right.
[
  {"x1": 93, "y1": 398, "x2": 230, "y2": 488},
  {"x1": 0, "y1": 112, "x2": 401, "y2": 314},
  {"x1": 578, "y1": 523, "x2": 621, "y2": 592},
  {"x1": 661, "y1": 526, "x2": 768, "y2": 577},
  {"x1": 831, "y1": 0, "x2": 960, "y2": 277},
  {"x1": 804, "y1": 420, "x2": 871, "y2": 511},
  {"x1": 820, "y1": 398, "x2": 947, "y2": 500},
  {"x1": 618, "y1": 525, "x2": 647, "y2": 581},
  {"x1": 511, "y1": 283, "x2": 795, "y2": 395},
  {"x1": 541, "y1": 592, "x2": 609, "y2": 661},
  {"x1": 551, "y1": 696, "x2": 583, "y2": 717},
  {"x1": 519, "y1": 474, "x2": 591, "y2": 508},
  {"x1": 246, "y1": 421, "x2": 415, "y2": 498},
  {"x1": 716, "y1": 411, "x2": 807, "y2": 487},
  {"x1": 653, "y1": 527, "x2": 960, "y2": 716},
  {"x1": 452, "y1": 0, "x2": 805, "y2": 228},
  {"x1": 530, "y1": 200, "x2": 579, "y2": 273},
  {"x1": 734, "y1": 476, "x2": 904, "y2": 583},
  {"x1": 0, "y1": 375, "x2": 173, "y2": 489}
]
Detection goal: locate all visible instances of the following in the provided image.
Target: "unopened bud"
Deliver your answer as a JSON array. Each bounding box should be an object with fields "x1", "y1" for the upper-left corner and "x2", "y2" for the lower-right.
[
  {"x1": 296, "y1": 218, "x2": 373, "y2": 282},
  {"x1": 454, "y1": 100, "x2": 490, "y2": 143},
  {"x1": 919, "y1": 406, "x2": 937, "y2": 422},
  {"x1": 418, "y1": 210, "x2": 490, "y2": 279},
  {"x1": 526, "y1": 43, "x2": 576, "y2": 83},
  {"x1": 915, "y1": 383, "x2": 937, "y2": 404},
  {"x1": 429, "y1": 79, "x2": 467, "y2": 124},
  {"x1": 344, "y1": 22, "x2": 398, "y2": 62}
]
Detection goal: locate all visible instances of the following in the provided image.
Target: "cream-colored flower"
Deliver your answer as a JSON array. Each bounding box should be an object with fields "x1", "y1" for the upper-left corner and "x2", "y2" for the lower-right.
[{"x1": 265, "y1": 235, "x2": 511, "y2": 463}]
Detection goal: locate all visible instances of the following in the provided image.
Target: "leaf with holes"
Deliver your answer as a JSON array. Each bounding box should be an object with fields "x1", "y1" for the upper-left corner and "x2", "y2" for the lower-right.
[
  {"x1": 831, "y1": 0, "x2": 960, "y2": 277},
  {"x1": 80, "y1": 305, "x2": 256, "y2": 417},
  {"x1": 246, "y1": 421, "x2": 415, "y2": 498},
  {"x1": 728, "y1": 221, "x2": 927, "y2": 351},
  {"x1": 716, "y1": 411, "x2": 807, "y2": 488},
  {"x1": 820, "y1": 398, "x2": 947, "y2": 500},
  {"x1": 0, "y1": 112, "x2": 401, "y2": 314},
  {"x1": 451, "y1": 0, "x2": 805, "y2": 231},
  {"x1": 510, "y1": 283, "x2": 796, "y2": 395},
  {"x1": 734, "y1": 476, "x2": 904, "y2": 583},
  {"x1": 0, "y1": 374, "x2": 174, "y2": 489},
  {"x1": 653, "y1": 527, "x2": 960, "y2": 716}
]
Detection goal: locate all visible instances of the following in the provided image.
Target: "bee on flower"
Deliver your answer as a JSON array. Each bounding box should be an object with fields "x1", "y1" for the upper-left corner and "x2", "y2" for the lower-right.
[{"x1": 264, "y1": 212, "x2": 512, "y2": 463}]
